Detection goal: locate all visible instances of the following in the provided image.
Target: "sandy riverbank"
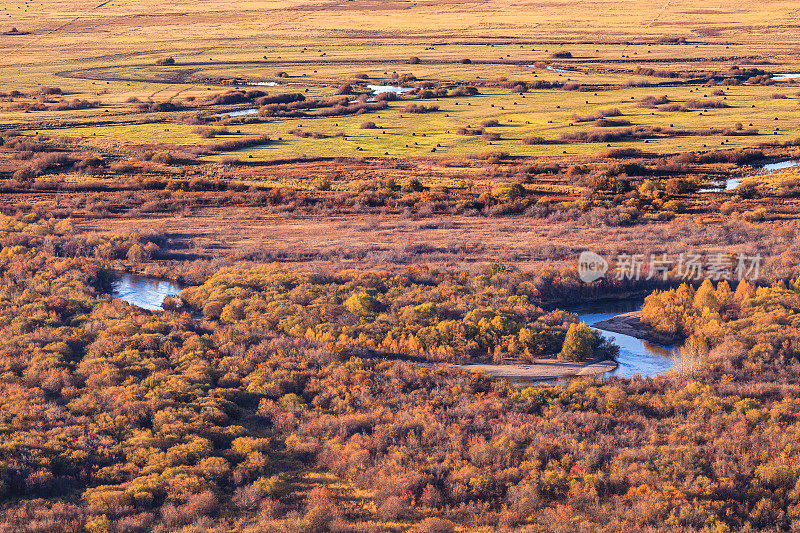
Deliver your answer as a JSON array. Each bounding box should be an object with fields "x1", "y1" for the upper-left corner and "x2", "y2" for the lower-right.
[
  {"x1": 460, "y1": 358, "x2": 618, "y2": 381},
  {"x1": 593, "y1": 311, "x2": 678, "y2": 345}
]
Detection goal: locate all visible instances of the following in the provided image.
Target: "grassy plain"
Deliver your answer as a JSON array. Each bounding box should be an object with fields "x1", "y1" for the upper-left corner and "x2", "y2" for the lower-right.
[
  {"x1": 0, "y1": 0, "x2": 799, "y2": 162},
  {"x1": 0, "y1": 0, "x2": 798, "y2": 277}
]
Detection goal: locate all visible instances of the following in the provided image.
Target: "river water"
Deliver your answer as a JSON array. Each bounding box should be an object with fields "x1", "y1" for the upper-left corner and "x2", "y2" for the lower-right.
[
  {"x1": 534, "y1": 65, "x2": 577, "y2": 73},
  {"x1": 111, "y1": 273, "x2": 677, "y2": 377},
  {"x1": 570, "y1": 299, "x2": 679, "y2": 378},
  {"x1": 212, "y1": 108, "x2": 259, "y2": 118},
  {"x1": 111, "y1": 273, "x2": 182, "y2": 311},
  {"x1": 367, "y1": 84, "x2": 414, "y2": 95},
  {"x1": 762, "y1": 159, "x2": 800, "y2": 172},
  {"x1": 701, "y1": 159, "x2": 800, "y2": 191}
]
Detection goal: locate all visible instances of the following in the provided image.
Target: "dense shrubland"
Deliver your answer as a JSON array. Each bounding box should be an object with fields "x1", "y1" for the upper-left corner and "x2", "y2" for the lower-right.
[
  {"x1": 1, "y1": 125, "x2": 798, "y2": 237},
  {"x1": 178, "y1": 264, "x2": 614, "y2": 364},
  {"x1": 640, "y1": 278, "x2": 800, "y2": 354},
  {"x1": 2, "y1": 215, "x2": 800, "y2": 531},
  {"x1": 7, "y1": 14, "x2": 800, "y2": 531}
]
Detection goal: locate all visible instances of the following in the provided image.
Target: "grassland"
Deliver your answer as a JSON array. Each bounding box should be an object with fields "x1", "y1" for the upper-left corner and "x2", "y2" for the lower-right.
[{"x1": 0, "y1": 0, "x2": 799, "y2": 163}]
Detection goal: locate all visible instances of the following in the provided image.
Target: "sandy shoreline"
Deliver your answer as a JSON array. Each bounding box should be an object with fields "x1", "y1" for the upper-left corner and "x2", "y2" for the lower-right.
[
  {"x1": 460, "y1": 358, "x2": 618, "y2": 381},
  {"x1": 457, "y1": 311, "x2": 667, "y2": 381},
  {"x1": 593, "y1": 311, "x2": 678, "y2": 345}
]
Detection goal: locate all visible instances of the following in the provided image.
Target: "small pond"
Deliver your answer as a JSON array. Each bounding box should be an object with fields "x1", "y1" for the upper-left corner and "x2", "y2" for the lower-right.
[
  {"x1": 570, "y1": 299, "x2": 679, "y2": 379},
  {"x1": 111, "y1": 273, "x2": 182, "y2": 311},
  {"x1": 366, "y1": 84, "x2": 414, "y2": 95},
  {"x1": 540, "y1": 65, "x2": 578, "y2": 74},
  {"x1": 772, "y1": 73, "x2": 800, "y2": 81},
  {"x1": 212, "y1": 108, "x2": 259, "y2": 118}
]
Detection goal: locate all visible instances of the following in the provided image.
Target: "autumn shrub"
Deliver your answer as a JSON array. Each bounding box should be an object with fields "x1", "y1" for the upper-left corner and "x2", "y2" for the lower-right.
[
  {"x1": 659, "y1": 99, "x2": 729, "y2": 112},
  {"x1": 287, "y1": 128, "x2": 328, "y2": 139},
  {"x1": 558, "y1": 323, "x2": 594, "y2": 361},
  {"x1": 12, "y1": 168, "x2": 35, "y2": 181},
  {"x1": 413, "y1": 517, "x2": 456, "y2": 533},
  {"x1": 522, "y1": 135, "x2": 548, "y2": 145},
  {"x1": 595, "y1": 118, "x2": 631, "y2": 127},
  {"x1": 457, "y1": 127, "x2": 484, "y2": 136},
  {"x1": 39, "y1": 86, "x2": 62, "y2": 95},
  {"x1": 194, "y1": 135, "x2": 271, "y2": 154},
  {"x1": 344, "y1": 290, "x2": 379, "y2": 315},
  {"x1": 30, "y1": 153, "x2": 71, "y2": 174},
  {"x1": 134, "y1": 101, "x2": 183, "y2": 113},
  {"x1": 193, "y1": 126, "x2": 230, "y2": 138},
  {"x1": 603, "y1": 147, "x2": 647, "y2": 158},
  {"x1": 334, "y1": 84, "x2": 352, "y2": 95},
  {"x1": 637, "y1": 95, "x2": 670, "y2": 108},
  {"x1": 255, "y1": 93, "x2": 305, "y2": 106},
  {"x1": 373, "y1": 91, "x2": 398, "y2": 102},
  {"x1": 404, "y1": 103, "x2": 439, "y2": 114},
  {"x1": 743, "y1": 207, "x2": 768, "y2": 221},
  {"x1": 449, "y1": 85, "x2": 479, "y2": 97},
  {"x1": 50, "y1": 99, "x2": 99, "y2": 111},
  {"x1": 560, "y1": 127, "x2": 668, "y2": 143},
  {"x1": 4, "y1": 214, "x2": 800, "y2": 532},
  {"x1": 572, "y1": 108, "x2": 622, "y2": 123}
]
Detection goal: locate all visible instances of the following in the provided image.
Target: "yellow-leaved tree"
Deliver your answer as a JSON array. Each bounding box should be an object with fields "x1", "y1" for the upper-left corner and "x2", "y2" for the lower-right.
[{"x1": 559, "y1": 323, "x2": 594, "y2": 361}]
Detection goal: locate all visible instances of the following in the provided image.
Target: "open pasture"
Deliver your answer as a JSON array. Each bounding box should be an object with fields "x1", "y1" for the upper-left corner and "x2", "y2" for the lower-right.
[{"x1": 0, "y1": 0, "x2": 798, "y2": 165}]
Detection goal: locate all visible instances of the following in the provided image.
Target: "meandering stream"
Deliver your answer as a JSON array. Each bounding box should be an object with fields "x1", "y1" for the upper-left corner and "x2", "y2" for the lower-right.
[
  {"x1": 366, "y1": 84, "x2": 414, "y2": 95},
  {"x1": 212, "y1": 108, "x2": 259, "y2": 118},
  {"x1": 112, "y1": 273, "x2": 677, "y2": 379},
  {"x1": 702, "y1": 159, "x2": 800, "y2": 191},
  {"x1": 570, "y1": 300, "x2": 678, "y2": 378}
]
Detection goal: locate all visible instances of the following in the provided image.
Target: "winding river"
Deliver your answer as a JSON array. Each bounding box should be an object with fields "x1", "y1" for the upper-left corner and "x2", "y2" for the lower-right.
[
  {"x1": 366, "y1": 84, "x2": 414, "y2": 95},
  {"x1": 701, "y1": 159, "x2": 800, "y2": 191},
  {"x1": 772, "y1": 73, "x2": 800, "y2": 81},
  {"x1": 212, "y1": 108, "x2": 259, "y2": 118},
  {"x1": 570, "y1": 300, "x2": 678, "y2": 378},
  {"x1": 112, "y1": 273, "x2": 676, "y2": 380},
  {"x1": 762, "y1": 159, "x2": 800, "y2": 172}
]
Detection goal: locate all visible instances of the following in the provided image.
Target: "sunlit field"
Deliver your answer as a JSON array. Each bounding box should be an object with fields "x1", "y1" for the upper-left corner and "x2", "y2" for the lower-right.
[
  {"x1": 3, "y1": 0, "x2": 800, "y2": 532},
  {"x1": 1, "y1": 0, "x2": 799, "y2": 163}
]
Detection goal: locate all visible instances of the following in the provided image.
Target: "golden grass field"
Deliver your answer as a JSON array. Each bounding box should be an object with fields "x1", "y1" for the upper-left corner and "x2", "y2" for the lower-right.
[
  {"x1": 1, "y1": 0, "x2": 799, "y2": 272},
  {"x1": 0, "y1": 0, "x2": 799, "y2": 162}
]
